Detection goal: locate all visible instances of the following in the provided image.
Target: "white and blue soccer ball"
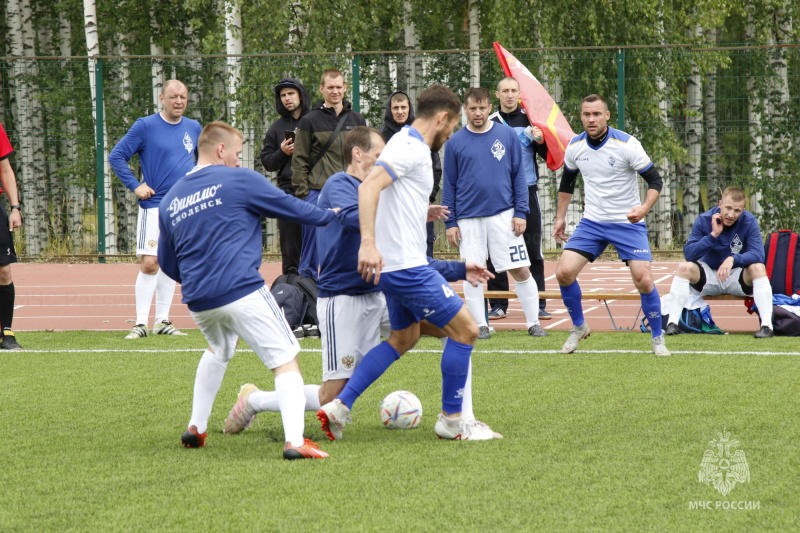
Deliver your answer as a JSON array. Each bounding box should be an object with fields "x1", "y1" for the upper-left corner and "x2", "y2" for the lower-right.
[{"x1": 380, "y1": 390, "x2": 423, "y2": 429}]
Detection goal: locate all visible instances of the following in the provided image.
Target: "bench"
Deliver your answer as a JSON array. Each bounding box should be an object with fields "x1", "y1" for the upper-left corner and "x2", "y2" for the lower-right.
[{"x1": 456, "y1": 290, "x2": 742, "y2": 330}]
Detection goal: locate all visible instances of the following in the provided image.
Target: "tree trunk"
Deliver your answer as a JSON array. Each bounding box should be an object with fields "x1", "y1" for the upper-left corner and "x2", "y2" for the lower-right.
[
  {"x1": 684, "y1": 25, "x2": 703, "y2": 230},
  {"x1": 224, "y1": 0, "x2": 252, "y2": 169},
  {"x1": 703, "y1": 28, "x2": 722, "y2": 207},
  {"x1": 744, "y1": 0, "x2": 764, "y2": 217},
  {"x1": 468, "y1": 0, "x2": 480, "y2": 87}
]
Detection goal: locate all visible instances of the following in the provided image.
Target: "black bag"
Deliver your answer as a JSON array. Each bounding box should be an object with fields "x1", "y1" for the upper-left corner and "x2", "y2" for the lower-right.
[
  {"x1": 640, "y1": 306, "x2": 723, "y2": 334},
  {"x1": 271, "y1": 272, "x2": 319, "y2": 325},
  {"x1": 269, "y1": 283, "x2": 307, "y2": 328},
  {"x1": 764, "y1": 230, "x2": 800, "y2": 296}
]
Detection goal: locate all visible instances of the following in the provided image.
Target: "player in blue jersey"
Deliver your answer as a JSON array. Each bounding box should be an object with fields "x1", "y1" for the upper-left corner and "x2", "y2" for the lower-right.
[
  {"x1": 159, "y1": 121, "x2": 336, "y2": 459},
  {"x1": 316, "y1": 85, "x2": 504, "y2": 442},
  {"x1": 109, "y1": 80, "x2": 202, "y2": 340},
  {"x1": 222, "y1": 127, "x2": 493, "y2": 434},
  {"x1": 553, "y1": 94, "x2": 669, "y2": 356},
  {"x1": 665, "y1": 187, "x2": 773, "y2": 338},
  {"x1": 442, "y1": 87, "x2": 545, "y2": 340}
]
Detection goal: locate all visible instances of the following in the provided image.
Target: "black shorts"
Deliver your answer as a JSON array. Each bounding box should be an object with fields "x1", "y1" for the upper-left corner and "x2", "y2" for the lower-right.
[{"x1": 0, "y1": 203, "x2": 18, "y2": 266}]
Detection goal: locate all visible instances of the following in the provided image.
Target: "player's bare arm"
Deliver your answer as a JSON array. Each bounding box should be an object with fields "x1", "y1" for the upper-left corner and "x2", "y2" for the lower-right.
[
  {"x1": 464, "y1": 261, "x2": 495, "y2": 287},
  {"x1": 552, "y1": 192, "x2": 573, "y2": 244},
  {"x1": 445, "y1": 226, "x2": 461, "y2": 247},
  {"x1": 626, "y1": 189, "x2": 660, "y2": 224},
  {"x1": 0, "y1": 159, "x2": 22, "y2": 231},
  {"x1": 512, "y1": 217, "x2": 526, "y2": 237},
  {"x1": 134, "y1": 182, "x2": 155, "y2": 200},
  {"x1": 357, "y1": 164, "x2": 393, "y2": 284},
  {"x1": 427, "y1": 204, "x2": 450, "y2": 222}
]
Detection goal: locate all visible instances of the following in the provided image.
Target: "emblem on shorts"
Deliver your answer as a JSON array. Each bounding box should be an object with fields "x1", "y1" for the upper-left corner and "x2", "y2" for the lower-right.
[
  {"x1": 730, "y1": 235, "x2": 743, "y2": 255},
  {"x1": 147, "y1": 239, "x2": 158, "y2": 249},
  {"x1": 608, "y1": 156, "x2": 616, "y2": 166},
  {"x1": 491, "y1": 139, "x2": 506, "y2": 161},
  {"x1": 698, "y1": 429, "x2": 750, "y2": 496},
  {"x1": 183, "y1": 132, "x2": 194, "y2": 153},
  {"x1": 342, "y1": 355, "x2": 355, "y2": 369},
  {"x1": 422, "y1": 308, "x2": 436, "y2": 318}
]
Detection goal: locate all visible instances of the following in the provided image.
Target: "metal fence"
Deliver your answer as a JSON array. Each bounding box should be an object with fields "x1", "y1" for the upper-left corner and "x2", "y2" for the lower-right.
[{"x1": 1, "y1": 45, "x2": 798, "y2": 260}]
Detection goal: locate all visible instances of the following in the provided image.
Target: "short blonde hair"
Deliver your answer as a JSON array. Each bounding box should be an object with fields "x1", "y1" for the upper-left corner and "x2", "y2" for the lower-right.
[
  {"x1": 198, "y1": 121, "x2": 242, "y2": 155},
  {"x1": 721, "y1": 187, "x2": 746, "y2": 205}
]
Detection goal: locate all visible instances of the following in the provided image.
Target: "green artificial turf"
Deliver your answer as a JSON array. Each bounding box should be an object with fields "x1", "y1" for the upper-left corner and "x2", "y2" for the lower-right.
[{"x1": 1, "y1": 330, "x2": 796, "y2": 531}]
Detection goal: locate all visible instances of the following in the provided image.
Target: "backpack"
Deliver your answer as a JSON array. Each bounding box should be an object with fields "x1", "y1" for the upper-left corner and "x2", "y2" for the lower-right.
[
  {"x1": 640, "y1": 306, "x2": 724, "y2": 335},
  {"x1": 764, "y1": 230, "x2": 800, "y2": 296},
  {"x1": 750, "y1": 294, "x2": 800, "y2": 336},
  {"x1": 269, "y1": 283, "x2": 307, "y2": 328},
  {"x1": 271, "y1": 272, "x2": 319, "y2": 325}
]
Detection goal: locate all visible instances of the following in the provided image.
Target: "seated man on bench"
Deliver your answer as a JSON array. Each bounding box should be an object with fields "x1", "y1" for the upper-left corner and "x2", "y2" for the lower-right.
[{"x1": 665, "y1": 186, "x2": 774, "y2": 338}]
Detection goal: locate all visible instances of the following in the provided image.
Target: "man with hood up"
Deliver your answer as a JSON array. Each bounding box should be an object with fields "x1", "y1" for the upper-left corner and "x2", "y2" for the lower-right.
[
  {"x1": 259, "y1": 78, "x2": 311, "y2": 275},
  {"x1": 381, "y1": 90, "x2": 442, "y2": 257}
]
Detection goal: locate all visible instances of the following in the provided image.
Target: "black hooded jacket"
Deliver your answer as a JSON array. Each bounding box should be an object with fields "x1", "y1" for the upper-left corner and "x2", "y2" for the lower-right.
[
  {"x1": 259, "y1": 78, "x2": 311, "y2": 194},
  {"x1": 381, "y1": 90, "x2": 442, "y2": 203}
]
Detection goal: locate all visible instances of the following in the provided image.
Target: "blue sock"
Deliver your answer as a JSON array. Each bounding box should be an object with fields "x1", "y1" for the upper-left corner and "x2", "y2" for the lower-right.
[
  {"x1": 560, "y1": 280, "x2": 584, "y2": 327},
  {"x1": 440, "y1": 339, "x2": 472, "y2": 415},
  {"x1": 337, "y1": 341, "x2": 399, "y2": 409},
  {"x1": 641, "y1": 287, "x2": 663, "y2": 337}
]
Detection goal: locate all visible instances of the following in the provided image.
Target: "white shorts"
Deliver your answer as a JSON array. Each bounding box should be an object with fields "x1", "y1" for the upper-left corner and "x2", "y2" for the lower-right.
[
  {"x1": 319, "y1": 292, "x2": 390, "y2": 381},
  {"x1": 190, "y1": 286, "x2": 300, "y2": 369},
  {"x1": 694, "y1": 261, "x2": 749, "y2": 297},
  {"x1": 457, "y1": 208, "x2": 531, "y2": 272},
  {"x1": 136, "y1": 206, "x2": 160, "y2": 257}
]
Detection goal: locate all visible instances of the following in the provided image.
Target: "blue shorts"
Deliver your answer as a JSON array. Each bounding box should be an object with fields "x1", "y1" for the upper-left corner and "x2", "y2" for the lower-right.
[
  {"x1": 565, "y1": 218, "x2": 652, "y2": 262},
  {"x1": 379, "y1": 266, "x2": 464, "y2": 330}
]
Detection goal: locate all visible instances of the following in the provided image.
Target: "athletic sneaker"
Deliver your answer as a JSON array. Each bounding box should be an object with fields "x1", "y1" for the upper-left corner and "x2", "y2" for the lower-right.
[
  {"x1": 434, "y1": 414, "x2": 503, "y2": 440},
  {"x1": 562, "y1": 322, "x2": 591, "y2": 354},
  {"x1": 224, "y1": 383, "x2": 260, "y2": 434},
  {"x1": 283, "y1": 438, "x2": 330, "y2": 460},
  {"x1": 125, "y1": 324, "x2": 148, "y2": 339},
  {"x1": 528, "y1": 323, "x2": 549, "y2": 337},
  {"x1": 303, "y1": 324, "x2": 320, "y2": 337},
  {"x1": 316, "y1": 399, "x2": 352, "y2": 440},
  {"x1": 652, "y1": 335, "x2": 671, "y2": 356},
  {"x1": 754, "y1": 325, "x2": 774, "y2": 338},
  {"x1": 292, "y1": 326, "x2": 305, "y2": 339},
  {"x1": 665, "y1": 323, "x2": 681, "y2": 336},
  {"x1": 538, "y1": 309, "x2": 553, "y2": 320},
  {"x1": 477, "y1": 325, "x2": 491, "y2": 340},
  {"x1": 181, "y1": 425, "x2": 207, "y2": 448},
  {"x1": 488, "y1": 307, "x2": 507, "y2": 320},
  {"x1": 153, "y1": 320, "x2": 188, "y2": 336},
  {"x1": 0, "y1": 332, "x2": 23, "y2": 350}
]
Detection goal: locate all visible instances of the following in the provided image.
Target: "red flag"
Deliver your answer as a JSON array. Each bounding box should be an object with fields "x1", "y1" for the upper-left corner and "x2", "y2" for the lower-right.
[{"x1": 493, "y1": 42, "x2": 575, "y2": 170}]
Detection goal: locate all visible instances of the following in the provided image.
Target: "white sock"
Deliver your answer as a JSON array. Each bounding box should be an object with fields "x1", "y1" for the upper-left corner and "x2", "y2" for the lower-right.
[
  {"x1": 154, "y1": 269, "x2": 177, "y2": 324},
  {"x1": 514, "y1": 276, "x2": 540, "y2": 328},
  {"x1": 275, "y1": 371, "x2": 306, "y2": 447},
  {"x1": 134, "y1": 271, "x2": 157, "y2": 326},
  {"x1": 752, "y1": 277, "x2": 773, "y2": 328},
  {"x1": 462, "y1": 281, "x2": 487, "y2": 326},
  {"x1": 461, "y1": 358, "x2": 474, "y2": 422},
  {"x1": 248, "y1": 384, "x2": 321, "y2": 413},
  {"x1": 187, "y1": 349, "x2": 228, "y2": 434},
  {"x1": 667, "y1": 277, "x2": 690, "y2": 325}
]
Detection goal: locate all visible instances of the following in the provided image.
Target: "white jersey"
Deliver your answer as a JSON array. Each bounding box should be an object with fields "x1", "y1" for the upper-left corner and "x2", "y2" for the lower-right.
[
  {"x1": 563, "y1": 128, "x2": 653, "y2": 223},
  {"x1": 374, "y1": 126, "x2": 431, "y2": 273}
]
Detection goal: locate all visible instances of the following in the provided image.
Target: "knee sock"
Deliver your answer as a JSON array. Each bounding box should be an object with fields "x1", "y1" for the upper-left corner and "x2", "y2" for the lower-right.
[
  {"x1": 188, "y1": 349, "x2": 228, "y2": 434},
  {"x1": 560, "y1": 280, "x2": 584, "y2": 327},
  {"x1": 154, "y1": 269, "x2": 177, "y2": 324},
  {"x1": 439, "y1": 337, "x2": 473, "y2": 419},
  {"x1": 134, "y1": 271, "x2": 157, "y2": 326},
  {"x1": 667, "y1": 277, "x2": 690, "y2": 325},
  {"x1": 249, "y1": 384, "x2": 321, "y2": 413},
  {"x1": 441, "y1": 339, "x2": 472, "y2": 415},
  {"x1": 752, "y1": 277, "x2": 773, "y2": 328},
  {"x1": 275, "y1": 371, "x2": 306, "y2": 447},
  {"x1": 338, "y1": 341, "x2": 400, "y2": 409},
  {"x1": 462, "y1": 281, "x2": 487, "y2": 327},
  {"x1": 514, "y1": 276, "x2": 540, "y2": 328},
  {"x1": 641, "y1": 287, "x2": 663, "y2": 337},
  {"x1": 0, "y1": 282, "x2": 15, "y2": 331}
]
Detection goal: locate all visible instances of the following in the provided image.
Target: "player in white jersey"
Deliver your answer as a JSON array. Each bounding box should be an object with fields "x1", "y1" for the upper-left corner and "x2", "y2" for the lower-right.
[
  {"x1": 552, "y1": 94, "x2": 670, "y2": 356},
  {"x1": 317, "y1": 85, "x2": 504, "y2": 442}
]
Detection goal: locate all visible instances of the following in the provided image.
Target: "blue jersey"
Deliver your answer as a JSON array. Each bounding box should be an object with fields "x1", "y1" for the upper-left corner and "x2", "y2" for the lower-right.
[
  {"x1": 684, "y1": 207, "x2": 765, "y2": 270},
  {"x1": 442, "y1": 122, "x2": 528, "y2": 228},
  {"x1": 109, "y1": 113, "x2": 202, "y2": 208},
  {"x1": 158, "y1": 165, "x2": 335, "y2": 312},
  {"x1": 317, "y1": 171, "x2": 468, "y2": 297}
]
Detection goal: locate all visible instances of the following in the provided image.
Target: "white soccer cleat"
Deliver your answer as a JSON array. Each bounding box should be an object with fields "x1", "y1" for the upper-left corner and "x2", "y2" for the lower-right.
[
  {"x1": 562, "y1": 322, "x2": 590, "y2": 353},
  {"x1": 652, "y1": 334, "x2": 671, "y2": 356},
  {"x1": 224, "y1": 383, "x2": 260, "y2": 434},
  {"x1": 124, "y1": 324, "x2": 148, "y2": 339},
  {"x1": 316, "y1": 399, "x2": 352, "y2": 440},
  {"x1": 434, "y1": 413, "x2": 503, "y2": 440},
  {"x1": 153, "y1": 320, "x2": 188, "y2": 336}
]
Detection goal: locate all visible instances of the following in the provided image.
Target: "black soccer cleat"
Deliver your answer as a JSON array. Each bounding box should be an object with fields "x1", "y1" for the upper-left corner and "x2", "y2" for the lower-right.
[
  {"x1": 0, "y1": 332, "x2": 23, "y2": 350},
  {"x1": 754, "y1": 325, "x2": 774, "y2": 339}
]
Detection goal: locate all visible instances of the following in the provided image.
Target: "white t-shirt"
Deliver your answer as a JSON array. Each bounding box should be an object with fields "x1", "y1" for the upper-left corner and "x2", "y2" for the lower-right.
[
  {"x1": 563, "y1": 127, "x2": 653, "y2": 223},
  {"x1": 374, "y1": 126, "x2": 431, "y2": 273}
]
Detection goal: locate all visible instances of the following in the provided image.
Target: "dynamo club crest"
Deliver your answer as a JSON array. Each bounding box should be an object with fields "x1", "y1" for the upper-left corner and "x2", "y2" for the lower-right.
[
  {"x1": 491, "y1": 139, "x2": 506, "y2": 161},
  {"x1": 698, "y1": 429, "x2": 750, "y2": 496},
  {"x1": 183, "y1": 132, "x2": 194, "y2": 153}
]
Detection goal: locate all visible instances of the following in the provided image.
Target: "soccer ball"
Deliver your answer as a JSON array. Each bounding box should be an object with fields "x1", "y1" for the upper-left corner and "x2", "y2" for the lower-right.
[{"x1": 380, "y1": 390, "x2": 423, "y2": 429}]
